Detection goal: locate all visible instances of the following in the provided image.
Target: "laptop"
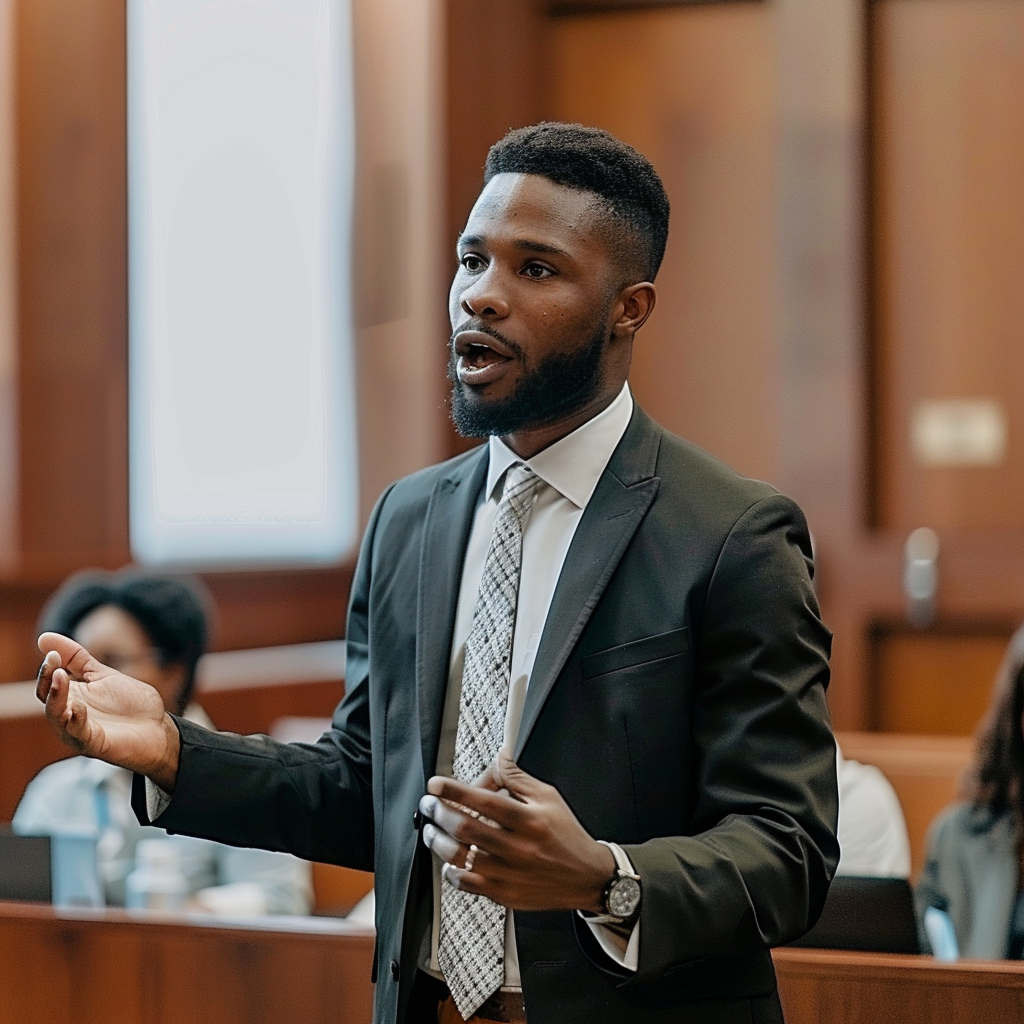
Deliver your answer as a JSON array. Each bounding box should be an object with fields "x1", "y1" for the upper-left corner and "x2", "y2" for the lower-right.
[
  {"x1": 788, "y1": 875, "x2": 920, "y2": 954},
  {"x1": 0, "y1": 825, "x2": 52, "y2": 903}
]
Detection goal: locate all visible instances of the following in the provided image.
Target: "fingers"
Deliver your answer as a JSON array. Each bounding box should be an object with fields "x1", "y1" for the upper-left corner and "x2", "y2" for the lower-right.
[
  {"x1": 36, "y1": 649, "x2": 61, "y2": 703},
  {"x1": 426, "y1": 776, "x2": 529, "y2": 829},
  {"x1": 492, "y1": 749, "x2": 531, "y2": 793},
  {"x1": 422, "y1": 794, "x2": 515, "y2": 853},
  {"x1": 43, "y1": 664, "x2": 69, "y2": 722},
  {"x1": 439, "y1": 858, "x2": 486, "y2": 895},
  {"x1": 424, "y1": 822, "x2": 489, "y2": 894},
  {"x1": 37, "y1": 632, "x2": 103, "y2": 680},
  {"x1": 423, "y1": 821, "x2": 466, "y2": 866}
]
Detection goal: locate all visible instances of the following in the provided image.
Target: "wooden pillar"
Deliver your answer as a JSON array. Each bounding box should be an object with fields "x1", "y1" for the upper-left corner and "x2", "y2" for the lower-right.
[
  {"x1": 774, "y1": 0, "x2": 871, "y2": 727},
  {"x1": 0, "y1": 0, "x2": 16, "y2": 566}
]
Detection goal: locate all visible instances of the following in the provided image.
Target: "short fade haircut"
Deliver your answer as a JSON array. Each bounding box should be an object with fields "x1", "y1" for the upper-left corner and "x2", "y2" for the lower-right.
[
  {"x1": 484, "y1": 122, "x2": 670, "y2": 283},
  {"x1": 38, "y1": 568, "x2": 211, "y2": 714}
]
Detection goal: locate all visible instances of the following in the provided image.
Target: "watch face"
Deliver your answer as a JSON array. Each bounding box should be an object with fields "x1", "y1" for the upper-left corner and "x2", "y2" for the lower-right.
[{"x1": 607, "y1": 876, "x2": 641, "y2": 918}]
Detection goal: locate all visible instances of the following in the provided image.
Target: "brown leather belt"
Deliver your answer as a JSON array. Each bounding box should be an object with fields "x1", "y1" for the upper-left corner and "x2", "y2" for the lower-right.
[{"x1": 438, "y1": 990, "x2": 527, "y2": 1024}]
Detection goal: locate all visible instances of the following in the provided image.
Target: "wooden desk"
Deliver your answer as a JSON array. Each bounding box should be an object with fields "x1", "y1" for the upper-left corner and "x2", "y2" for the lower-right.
[
  {"x1": 0, "y1": 902, "x2": 375, "y2": 1024},
  {"x1": 774, "y1": 947, "x2": 1024, "y2": 1024},
  {"x1": 8, "y1": 907, "x2": 1024, "y2": 1024}
]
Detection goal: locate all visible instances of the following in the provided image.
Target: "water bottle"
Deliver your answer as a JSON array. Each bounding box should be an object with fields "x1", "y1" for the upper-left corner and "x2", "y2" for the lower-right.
[{"x1": 125, "y1": 839, "x2": 189, "y2": 911}]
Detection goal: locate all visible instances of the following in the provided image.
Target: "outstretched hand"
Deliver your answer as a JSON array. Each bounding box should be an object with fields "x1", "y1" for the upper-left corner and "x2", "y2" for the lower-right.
[
  {"x1": 419, "y1": 750, "x2": 614, "y2": 913},
  {"x1": 36, "y1": 632, "x2": 181, "y2": 791}
]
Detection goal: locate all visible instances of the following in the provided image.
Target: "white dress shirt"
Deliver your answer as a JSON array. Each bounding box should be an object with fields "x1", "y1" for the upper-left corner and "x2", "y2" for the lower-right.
[
  {"x1": 425, "y1": 382, "x2": 640, "y2": 986},
  {"x1": 835, "y1": 745, "x2": 911, "y2": 878}
]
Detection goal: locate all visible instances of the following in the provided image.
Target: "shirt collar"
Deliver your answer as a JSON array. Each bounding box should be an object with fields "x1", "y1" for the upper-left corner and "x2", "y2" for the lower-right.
[{"x1": 485, "y1": 383, "x2": 634, "y2": 510}]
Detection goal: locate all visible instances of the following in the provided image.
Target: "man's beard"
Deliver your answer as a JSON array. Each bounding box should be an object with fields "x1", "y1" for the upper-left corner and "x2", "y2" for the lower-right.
[{"x1": 447, "y1": 321, "x2": 608, "y2": 438}]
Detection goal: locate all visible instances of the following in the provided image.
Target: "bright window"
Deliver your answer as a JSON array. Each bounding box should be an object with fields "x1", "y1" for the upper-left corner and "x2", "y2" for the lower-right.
[{"x1": 128, "y1": 0, "x2": 357, "y2": 564}]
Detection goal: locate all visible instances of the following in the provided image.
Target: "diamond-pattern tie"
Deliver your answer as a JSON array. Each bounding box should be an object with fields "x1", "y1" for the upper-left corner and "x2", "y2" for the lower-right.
[{"x1": 439, "y1": 463, "x2": 538, "y2": 1020}]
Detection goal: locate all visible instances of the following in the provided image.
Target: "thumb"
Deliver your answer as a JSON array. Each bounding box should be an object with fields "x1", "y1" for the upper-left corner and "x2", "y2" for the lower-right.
[
  {"x1": 38, "y1": 632, "x2": 105, "y2": 680},
  {"x1": 493, "y1": 748, "x2": 538, "y2": 801}
]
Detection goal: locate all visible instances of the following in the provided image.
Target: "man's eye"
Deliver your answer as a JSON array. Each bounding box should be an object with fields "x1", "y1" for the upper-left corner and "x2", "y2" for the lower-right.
[
  {"x1": 460, "y1": 254, "x2": 485, "y2": 272},
  {"x1": 522, "y1": 263, "x2": 552, "y2": 279}
]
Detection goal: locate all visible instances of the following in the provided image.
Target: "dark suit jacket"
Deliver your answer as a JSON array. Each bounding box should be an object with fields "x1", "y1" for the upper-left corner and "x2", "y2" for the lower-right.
[{"x1": 138, "y1": 405, "x2": 839, "y2": 1024}]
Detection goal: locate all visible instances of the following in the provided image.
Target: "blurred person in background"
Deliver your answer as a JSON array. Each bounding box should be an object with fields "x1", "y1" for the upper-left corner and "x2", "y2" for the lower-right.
[
  {"x1": 917, "y1": 623, "x2": 1024, "y2": 958},
  {"x1": 13, "y1": 569, "x2": 312, "y2": 916},
  {"x1": 835, "y1": 743, "x2": 911, "y2": 878}
]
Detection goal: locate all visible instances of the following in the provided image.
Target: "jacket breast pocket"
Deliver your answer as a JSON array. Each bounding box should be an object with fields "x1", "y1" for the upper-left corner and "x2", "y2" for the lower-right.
[{"x1": 580, "y1": 627, "x2": 690, "y2": 680}]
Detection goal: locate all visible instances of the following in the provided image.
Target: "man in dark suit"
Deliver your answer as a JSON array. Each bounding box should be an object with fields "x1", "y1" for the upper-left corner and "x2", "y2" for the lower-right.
[{"x1": 37, "y1": 123, "x2": 838, "y2": 1024}]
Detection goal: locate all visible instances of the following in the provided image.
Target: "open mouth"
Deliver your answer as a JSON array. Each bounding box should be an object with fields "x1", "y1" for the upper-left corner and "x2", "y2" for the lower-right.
[{"x1": 454, "y1": 330, "x2": 514, "y2": 386}]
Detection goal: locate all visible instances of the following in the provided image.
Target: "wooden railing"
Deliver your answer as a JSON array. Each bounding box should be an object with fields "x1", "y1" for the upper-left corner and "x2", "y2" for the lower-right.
[{"x1": 774, "y1": 947, "x2": 1024, "y2": 1024}]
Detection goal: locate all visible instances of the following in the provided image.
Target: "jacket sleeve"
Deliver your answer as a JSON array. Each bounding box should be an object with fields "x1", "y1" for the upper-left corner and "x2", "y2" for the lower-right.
[
  {"x1": 132, "y1": 485, "x2": 395, "y2": 872},
  {"x1": 619, "y1": 494, "x2": 839, "y2": 983}
]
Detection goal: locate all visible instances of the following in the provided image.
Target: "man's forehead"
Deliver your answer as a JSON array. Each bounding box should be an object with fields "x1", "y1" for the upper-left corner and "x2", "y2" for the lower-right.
[{"x1": 463, "y1": 172, "x2": 606, "y2": 243}]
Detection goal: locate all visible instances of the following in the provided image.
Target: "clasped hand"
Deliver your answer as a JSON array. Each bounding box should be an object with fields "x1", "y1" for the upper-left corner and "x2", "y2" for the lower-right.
[
  {"x1": 34, "y1": 632, "x2": 181, "y2": 791},
  {"x1": 419, "y1": 750, "x2": 614, "y2": 913}
]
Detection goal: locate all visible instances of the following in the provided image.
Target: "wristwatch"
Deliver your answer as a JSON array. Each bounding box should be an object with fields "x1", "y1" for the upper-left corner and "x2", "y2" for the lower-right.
[{"x1": 593, "y1": 840, "x2": 642, "y2": 924}]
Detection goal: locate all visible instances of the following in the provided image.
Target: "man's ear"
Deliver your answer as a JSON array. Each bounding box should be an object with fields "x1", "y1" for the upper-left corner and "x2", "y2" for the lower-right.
[{"x1": 611, "y1": 282, "x2": 656, "y2": 338}]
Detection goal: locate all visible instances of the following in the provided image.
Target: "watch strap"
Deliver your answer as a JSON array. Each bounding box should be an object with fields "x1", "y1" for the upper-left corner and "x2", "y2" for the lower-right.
[{"x1": 586, "y1": 841, "x2": 641, "y2": 925}]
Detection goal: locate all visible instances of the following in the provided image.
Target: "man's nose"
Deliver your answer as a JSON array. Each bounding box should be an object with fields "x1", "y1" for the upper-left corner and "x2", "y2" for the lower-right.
[{"x1": 459, "y1": 269, "x2": 510, "y2": 319}]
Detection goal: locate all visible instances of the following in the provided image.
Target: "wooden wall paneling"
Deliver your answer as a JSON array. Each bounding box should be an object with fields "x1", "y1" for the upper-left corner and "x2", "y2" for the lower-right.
[
  {"x1": 852, "y1": 0, "x2": 1024, "y2": 733},
  {"x1": 872, "y1": 0, "x2": 1024, "y2": 533},
  {"x1": 352, "y1": 0, "x2": 449, "y2": 509},
  {"x1": 0, "y1": 0, "x2": 15, "y2": 566},
  {"x1": 14, "y1": 0, "x2": 129, "y2": 561},
  {"x1": 443, "y1": 0, "x2": 548, "y2": 458},
  {"x1": 871, "y1": 624, "x2": 1010, "y2": 736},
  {"x1": 548, "y1": 4, "x2": 781, "y2": 485},
  {"x1": 200, "y1": 566, "x2": 351, "y2": 653},
  {"x1": 197, "y1": 679, "x2": 345, "y2": 737},
  {"x1": 772, "y1": 0, "x2": 872, "y2": 730},
  {"x1": 545, "y1": 0, "x2": 887, "y2": 728}
]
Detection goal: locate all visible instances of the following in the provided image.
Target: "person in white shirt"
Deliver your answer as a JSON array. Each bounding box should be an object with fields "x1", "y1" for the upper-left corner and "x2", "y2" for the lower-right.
[
  {"x1": 14, "y1": 569, "x2": 311, "y2": 915},
  {"x1": 835, "y1": 744, "x2": 911, "y2": 878}
]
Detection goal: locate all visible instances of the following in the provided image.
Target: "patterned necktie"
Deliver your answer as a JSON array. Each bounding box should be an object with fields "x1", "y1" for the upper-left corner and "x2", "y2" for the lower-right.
[{"x1": 439, "y1": 463, "x2": 538, "y2": 1019}]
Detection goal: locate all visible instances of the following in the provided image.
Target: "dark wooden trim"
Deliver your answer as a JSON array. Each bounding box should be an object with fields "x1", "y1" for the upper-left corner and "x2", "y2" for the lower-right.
[{"x1": 549, "y1": 0, "x2": 762, "y2": 15}]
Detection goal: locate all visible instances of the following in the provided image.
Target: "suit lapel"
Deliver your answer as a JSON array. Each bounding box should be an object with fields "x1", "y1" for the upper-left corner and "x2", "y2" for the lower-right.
[
  {"x1": 416, "y1": 449, "x2": 488, "y2": 783},
  {"x1": 514, "y1": 407, "x2": 663, "y2": 759}
]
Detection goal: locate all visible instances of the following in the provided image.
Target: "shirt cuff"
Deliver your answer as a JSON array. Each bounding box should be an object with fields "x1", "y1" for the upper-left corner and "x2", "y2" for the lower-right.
[
  {"x1": 144, "y1": 776, "x2": 173, "y2": 820},
  {"x1": 578, "y1": 911, "x2": 640, "y2": 971},
  {"x1": 576, "y1": 841, "x2": 640, "y2": 972}
]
